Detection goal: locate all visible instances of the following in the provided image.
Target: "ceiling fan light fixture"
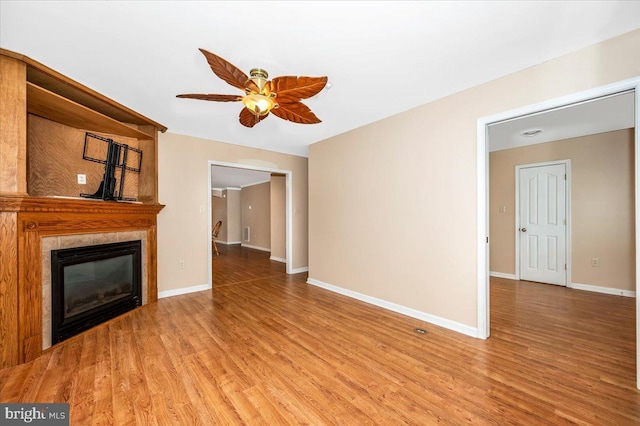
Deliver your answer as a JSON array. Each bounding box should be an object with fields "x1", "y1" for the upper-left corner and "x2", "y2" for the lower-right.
[
  {"x1": 242, "y1": 93, "x2": 277, "y2": 116},
  {"x1": 177, "y1": 49, "x2": 327, "y2": 127}
]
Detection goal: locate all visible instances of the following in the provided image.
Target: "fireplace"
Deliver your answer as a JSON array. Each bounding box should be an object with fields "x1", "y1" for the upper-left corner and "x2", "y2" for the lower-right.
[{"x1": 51, "y1": 240, "x2": 142, "y2": 343}]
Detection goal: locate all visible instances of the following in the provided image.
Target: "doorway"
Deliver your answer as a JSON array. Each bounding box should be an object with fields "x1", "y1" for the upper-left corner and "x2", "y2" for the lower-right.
[
  {"x1": 476, "y1": 76, "x2": 640, "y2": 387},
  {"x1": 207, "y1": 160, "x2": 294, "y2": 287}
]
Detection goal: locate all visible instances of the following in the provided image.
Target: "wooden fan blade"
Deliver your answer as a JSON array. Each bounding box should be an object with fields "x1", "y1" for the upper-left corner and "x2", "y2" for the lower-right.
[
  {"x1": 239, "y1": 107, "x2": 268, "y2": 128},
  {"x1": 271, "y1": 101, "x2": 321, "y2": 124},
  {"x1": 198, "y1": 48, "x2": 253, "y2": 92},
  {"x1": 176, "y1": 94, "x2": 242, "y2": 102},
  {"x1": 271, "y1": 76, "x2": 328, "y2": 102}
]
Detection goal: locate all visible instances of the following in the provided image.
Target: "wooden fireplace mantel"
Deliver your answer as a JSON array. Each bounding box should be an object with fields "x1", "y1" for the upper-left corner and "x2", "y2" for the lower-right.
[
  {"x1": 0, "y1": 195, "x2": 165, "y2": 214},
  {"x1": 0, "y1": 48, "x2": 167, "y2": 368},
  {"x1": 0, "y1": 196, "x2": 165, "y2": 366},
  {"x1": 0, "y1": 196, "x2": 164, "y2": 235}
]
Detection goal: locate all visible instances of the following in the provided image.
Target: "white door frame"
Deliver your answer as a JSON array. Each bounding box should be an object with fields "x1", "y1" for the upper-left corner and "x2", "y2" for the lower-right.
[
  {"x1": 207, "y1": 160, "x2": 295, "y2": 286},
  {"x1": 515, "y1": 160, "x2": 571, "y2": 285},
  {"x1": 476, "y1": 76, "x2": 640, "y2": 388}
]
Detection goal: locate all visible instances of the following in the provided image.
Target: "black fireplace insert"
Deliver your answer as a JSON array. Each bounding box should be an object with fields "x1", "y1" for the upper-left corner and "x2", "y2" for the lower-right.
[{"x1": 51, "y1": 240, "x2": 142, "y2": 343}]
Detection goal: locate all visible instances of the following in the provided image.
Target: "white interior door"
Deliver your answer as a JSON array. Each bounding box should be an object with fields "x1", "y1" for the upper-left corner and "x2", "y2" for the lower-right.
[{"x1": 519, "y1": 163, "x2": 567, "y2": 285}]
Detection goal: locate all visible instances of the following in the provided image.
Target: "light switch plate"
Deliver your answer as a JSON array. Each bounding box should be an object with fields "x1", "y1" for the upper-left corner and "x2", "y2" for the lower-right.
[{"x1": 77, "y1": 174, "x2": 86, "y2": 184}]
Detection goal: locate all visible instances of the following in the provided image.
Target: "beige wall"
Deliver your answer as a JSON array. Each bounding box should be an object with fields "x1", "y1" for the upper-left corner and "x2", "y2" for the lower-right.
[
  {"x1": 241, "y1": 182, "x2": 271, "y2": 250},
  {"x1": 270, "y1": 175, "x2": 286, "y2": 260},
  {"x1": 226, "y1": 189, "x2": 242, "y2": 243},
  {"x1": 490, "y1": 130, "x2": 635, "y2": 291},
  {"x1": 211, "y1": 193, "x2": 227, "y2": 242},
  {"x1": 157, "y1": 134, "x2": 308, "y2": 292},
  {"x1": 308, "y1": 29, "x2": 640, "y2": 329}
]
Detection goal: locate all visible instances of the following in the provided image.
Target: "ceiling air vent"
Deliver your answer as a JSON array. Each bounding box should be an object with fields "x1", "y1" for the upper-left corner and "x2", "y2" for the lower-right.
[{"x1": 520, "y1": 128, "x2": 543, "y2": 137}]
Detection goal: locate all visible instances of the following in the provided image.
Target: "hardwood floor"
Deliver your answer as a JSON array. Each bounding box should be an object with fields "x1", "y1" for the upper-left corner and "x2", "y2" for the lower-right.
[
  {"x1": 212, "y1": 244, "x2": 286, "y2": 288},
  {"x1": 1, "y1": 245, "x2": 639, "y2": 424}
]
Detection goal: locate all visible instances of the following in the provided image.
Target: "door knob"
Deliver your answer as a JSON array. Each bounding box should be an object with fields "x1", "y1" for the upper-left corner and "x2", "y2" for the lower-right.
[{"x1": 520, "y1": 227, "x2": 527, "y2": 232}]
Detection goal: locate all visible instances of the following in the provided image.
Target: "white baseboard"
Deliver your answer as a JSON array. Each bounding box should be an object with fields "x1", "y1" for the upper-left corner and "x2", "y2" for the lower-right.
[
  {"x1": 490, "y1": 271, "x2": 518, "y2": 280},
  {"x1": 241, "y1": 244, "x2": 271, "y2": 252},
  {"x1": 306, "y1": 278, "x2": 478, "y2": 338},
  {"x1": 270, "y1": 256, "x2": 286, "y2": 263},
  {"x1": 215, "y1": 240, "x2": 241, "y2": 245},
  {"x1": 290, "y1": 266, "x2": 309, "y2": 274},
  {"x1": 158, "y1": 283, "x2": 211, "y2": 299},
  {"x1": 570, "y1": 282, "x2": 636, "y2": 298}
]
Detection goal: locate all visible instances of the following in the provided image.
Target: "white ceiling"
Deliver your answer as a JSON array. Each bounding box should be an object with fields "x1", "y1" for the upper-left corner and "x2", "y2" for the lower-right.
[
  {"x1": 2, "y1": 1, "x2": 640, "y2": 157},
  {"x1": 489, "y1": 91, "x2": 636, "y2": 152},
  {"x1": 211, "y1": 166, "x2": 271, "y2": 190}
]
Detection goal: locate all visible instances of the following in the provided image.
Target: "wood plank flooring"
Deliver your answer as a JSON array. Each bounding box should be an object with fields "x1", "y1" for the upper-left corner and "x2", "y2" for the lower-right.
[{"x1": 1, "y1": 244, "x2": 639, "y2": 424}]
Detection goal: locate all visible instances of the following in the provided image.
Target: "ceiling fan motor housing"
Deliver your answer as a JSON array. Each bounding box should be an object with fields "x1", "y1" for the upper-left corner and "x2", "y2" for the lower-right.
[{"x1": 249, "y1": 68, "x2": 269, "y2": 92}]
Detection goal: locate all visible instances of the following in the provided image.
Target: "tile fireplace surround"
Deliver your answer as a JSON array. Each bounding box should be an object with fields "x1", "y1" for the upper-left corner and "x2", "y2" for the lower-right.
[{"x1": 41, "y1": 231, "x2": 148, "y2": 350}]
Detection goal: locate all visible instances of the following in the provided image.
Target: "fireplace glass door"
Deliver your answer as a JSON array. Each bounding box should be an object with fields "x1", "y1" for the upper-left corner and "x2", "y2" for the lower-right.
[{"x1": 51, "y1": 240, "x2": 142, "y2": 343}]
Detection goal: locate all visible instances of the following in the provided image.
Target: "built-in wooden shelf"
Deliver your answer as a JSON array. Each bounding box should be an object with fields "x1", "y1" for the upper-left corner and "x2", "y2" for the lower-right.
[
  {"x1": 27, "y1": 83, "x2": 154, "y2": 140},
  {"x1": 1, "y1": 48, "x2": 167, "y2": 132}
]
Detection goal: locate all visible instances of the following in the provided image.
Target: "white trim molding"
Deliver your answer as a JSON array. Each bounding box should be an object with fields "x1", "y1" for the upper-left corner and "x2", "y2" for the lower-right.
[
  {"x1": 477, "y1": 118, "x2": 490, "y2": 339},
  {"x1": 490, "y1": 271, "x2": 517, "y2": 280},
  {"x1": 570, "y1": 282, "x2": 636, "y2": 298},
  {"x1": 290, "y1": 266, "x2": 309, "y2": 274},
  {"x1": 241, "y1": 243, "x2": 271, "y2": 252},
  {"x1": 215, "y1": 240, "x2": 241, "y2": 245},
  {"x1": 307, "y1": 278, "x2": 478, "y2": 338},
  {"x1": 270, "y1": 256, "x2": 286, "y2": 263},
  {"x1": 240, "y1": 179, "x2": 271, "y2": 188},
  {"x1": 158, "y1": 283, "x2": 211, "y2": 299}
]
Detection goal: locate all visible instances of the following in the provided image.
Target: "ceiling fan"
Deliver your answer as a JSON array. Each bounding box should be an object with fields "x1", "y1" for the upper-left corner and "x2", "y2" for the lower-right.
[{"x1": 177, "y1": 49, "x2": 328, "y2": 128}]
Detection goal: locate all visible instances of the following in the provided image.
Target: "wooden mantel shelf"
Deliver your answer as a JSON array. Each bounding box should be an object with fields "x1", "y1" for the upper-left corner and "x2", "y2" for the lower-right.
[{"x1": 0, "y1": 196, "x2": 165, "y2": 214}]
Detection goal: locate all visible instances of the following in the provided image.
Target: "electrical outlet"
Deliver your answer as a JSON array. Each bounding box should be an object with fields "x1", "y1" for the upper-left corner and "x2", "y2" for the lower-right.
[
  {"x1": 179, "y1": 260, "x2": 185, "y2": 269},
  {"x1": 591, "y1": 258, "x2": 599, "y2": 267},
  {"x1": 77, "y1": 174, "x2": 86, "y2": 185},
  {"x1": 199, "y1": 205, "x2": 205, "y2": 213}
]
